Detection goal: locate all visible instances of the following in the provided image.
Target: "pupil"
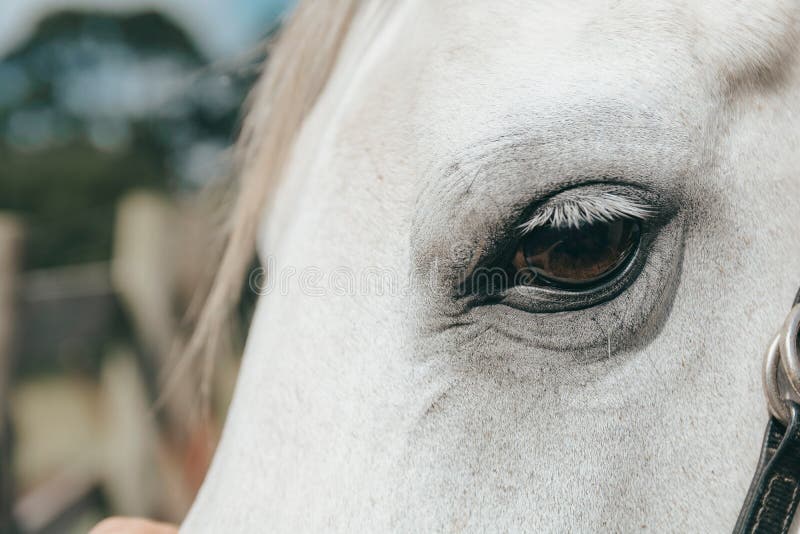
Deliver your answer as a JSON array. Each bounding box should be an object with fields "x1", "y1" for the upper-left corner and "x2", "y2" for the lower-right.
[{"x1": 514, "y1": 219, "x2": 640, "y2": 288}]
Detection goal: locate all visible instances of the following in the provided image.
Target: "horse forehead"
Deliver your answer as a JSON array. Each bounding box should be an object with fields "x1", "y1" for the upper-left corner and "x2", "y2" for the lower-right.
[
  {"x1": 368, "y1": 0, "x2": 798, "y2": 161},
  {"x1": 419, "y1": 0, "x2": 798, "y2": 83},
  {"x1": 427, "y1": 0, "x2": 797, "y2": 36}
]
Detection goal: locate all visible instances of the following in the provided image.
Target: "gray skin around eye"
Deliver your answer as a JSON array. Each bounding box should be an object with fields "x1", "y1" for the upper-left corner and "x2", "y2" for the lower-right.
[
  {"x1": 411, "y1": 201, "x2": 686, "y2": 368},
  {"x1": 409, "y1": 115, "x2": 695, "y2": 369}
]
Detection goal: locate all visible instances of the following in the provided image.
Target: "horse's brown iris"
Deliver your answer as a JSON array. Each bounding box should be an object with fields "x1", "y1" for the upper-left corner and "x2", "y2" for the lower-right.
[{"x1": 512, "y1": 219, "x2": 641, "y2": 289}]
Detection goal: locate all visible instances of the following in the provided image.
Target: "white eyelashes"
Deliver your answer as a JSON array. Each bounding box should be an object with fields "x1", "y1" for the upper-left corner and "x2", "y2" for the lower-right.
[{"x1": 518, "y1": 187, "x2": 653, "y2": 234}]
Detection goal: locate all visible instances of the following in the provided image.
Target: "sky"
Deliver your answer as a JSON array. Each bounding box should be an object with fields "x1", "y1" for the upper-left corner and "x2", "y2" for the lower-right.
[{"x1": 0, "y1": 0, "x2": 293, "y2": 59}]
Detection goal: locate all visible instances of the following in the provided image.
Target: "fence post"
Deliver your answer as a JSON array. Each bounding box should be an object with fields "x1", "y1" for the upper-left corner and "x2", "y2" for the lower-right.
[{"x1": 0, "y1": 214, "x2": 24, "y2": 533}]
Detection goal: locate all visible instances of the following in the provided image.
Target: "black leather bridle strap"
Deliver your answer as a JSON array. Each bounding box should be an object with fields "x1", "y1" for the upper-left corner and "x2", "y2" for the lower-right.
[
  {"x1": 734, "y1": 404, "x2": 800, "y2": 534},
  {"x1": 734, "y1": 289, "x2": 800, "y2": 534}
]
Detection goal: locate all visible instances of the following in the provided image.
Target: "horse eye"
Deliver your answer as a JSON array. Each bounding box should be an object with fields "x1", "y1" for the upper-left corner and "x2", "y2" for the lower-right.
[{"x1": 511, "y1": 219, "x2": 641, "y2": 290}]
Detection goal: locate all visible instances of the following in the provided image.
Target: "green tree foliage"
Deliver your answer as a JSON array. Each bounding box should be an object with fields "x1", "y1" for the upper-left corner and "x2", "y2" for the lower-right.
[{"x1": 0, "y1": 11, "x2": 256, "y2": 269}]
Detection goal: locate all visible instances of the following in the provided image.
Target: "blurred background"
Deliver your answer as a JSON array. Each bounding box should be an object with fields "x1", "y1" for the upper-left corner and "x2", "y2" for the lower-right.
[{"x1": 0, "y1": 1, "x2": 292, "y2": 531}]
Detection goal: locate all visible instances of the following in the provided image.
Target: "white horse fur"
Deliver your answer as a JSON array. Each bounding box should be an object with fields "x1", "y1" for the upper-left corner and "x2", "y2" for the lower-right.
[{"x1": 183, "y1": 0, "x2": 800, "y2": 531}]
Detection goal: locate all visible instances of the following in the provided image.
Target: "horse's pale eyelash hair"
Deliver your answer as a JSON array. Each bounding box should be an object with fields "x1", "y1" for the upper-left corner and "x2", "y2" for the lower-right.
[{"x1": 517, "y1": 190, "x2": 653, "y2": 234}]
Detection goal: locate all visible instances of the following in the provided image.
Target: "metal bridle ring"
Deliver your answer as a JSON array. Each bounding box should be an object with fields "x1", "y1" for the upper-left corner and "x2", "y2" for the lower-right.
[
  {"x1": 780, "y1": 303, "x2": 800, "y2": 399},
  {"x1": 764, "y1": 332, "x2": 790, "y2": 424}
]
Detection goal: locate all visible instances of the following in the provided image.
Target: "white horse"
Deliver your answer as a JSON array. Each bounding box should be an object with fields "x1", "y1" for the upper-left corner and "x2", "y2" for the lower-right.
[{"x1": 179, "y1": 0, "x2": 800, "y2": 531}]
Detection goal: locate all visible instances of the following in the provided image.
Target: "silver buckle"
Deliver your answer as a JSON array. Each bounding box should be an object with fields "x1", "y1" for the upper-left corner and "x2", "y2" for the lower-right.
[{"x1": 763, "y1": 304, "x2": 800, "y2": 425}]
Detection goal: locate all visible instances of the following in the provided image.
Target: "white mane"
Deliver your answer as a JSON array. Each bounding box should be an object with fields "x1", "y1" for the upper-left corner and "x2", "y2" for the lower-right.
[{"x1": 185, "y1": 0, "x2": 359, "y2": 386}]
